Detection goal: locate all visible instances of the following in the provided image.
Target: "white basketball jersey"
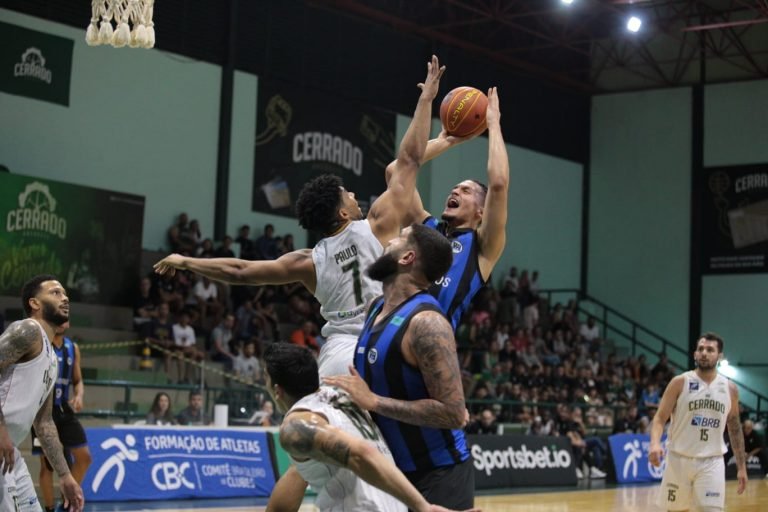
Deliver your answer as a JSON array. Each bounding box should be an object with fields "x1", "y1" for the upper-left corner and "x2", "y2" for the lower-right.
[
  {"x1": 288, "y1": 386, "x2": 406, "y2": 512},
  {"x1": 0, "y1": 320, "x2": 58, "y2": 446},
  {"x1": 312, "y1": 220, "x2": 383, "y2": 338},
  {"x1": 667, "y1": 371, "x2": 731, "y2": 458}
]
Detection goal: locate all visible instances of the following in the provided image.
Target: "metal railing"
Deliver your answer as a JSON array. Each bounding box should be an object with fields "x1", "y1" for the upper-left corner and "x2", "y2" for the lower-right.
[{"x1": 538, "y1": 289, "x2": 767, "y2": 415}]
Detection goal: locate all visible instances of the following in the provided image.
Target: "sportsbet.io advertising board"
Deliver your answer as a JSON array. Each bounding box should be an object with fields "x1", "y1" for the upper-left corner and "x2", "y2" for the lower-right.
[
  {"x1": 0, "y1": 173, "x2": 144, "y2": 305},
  {"x1": 468, "y1": 434, "x2": 577, "y2": 489},
  {"x1": 83, "y1": 427, "x2": 276, "y2": 501}
]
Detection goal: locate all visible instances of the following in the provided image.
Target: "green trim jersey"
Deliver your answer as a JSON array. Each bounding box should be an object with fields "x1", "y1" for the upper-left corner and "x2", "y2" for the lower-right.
[
  {"x1": 667, "y1": 371, "x2": 731, "y2": 458},
  {"x1": 312, "y1": 220, "x2": 383, "y2": 339}
]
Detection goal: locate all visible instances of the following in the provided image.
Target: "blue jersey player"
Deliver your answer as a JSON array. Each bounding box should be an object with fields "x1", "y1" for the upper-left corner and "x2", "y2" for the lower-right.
[{"x1": 387, "y1": 87, "x2": 509, "y2": 329}]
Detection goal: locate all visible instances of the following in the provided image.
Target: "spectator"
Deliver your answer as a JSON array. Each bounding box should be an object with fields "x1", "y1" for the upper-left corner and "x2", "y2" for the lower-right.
[
  {"x1": 168, "y1": 212, "x2": 188, "y2": 252},
  {"x1": 254, "y1": 223, "x2": 279, "y2": 260},
  {"x1": 176, "y1": 390, "x2": 211, "y2": 426},
  {"x1": 170, "y1": 312, "x2": 204, "y2": 383},
  {"x1": 193, "y1": 275, "x2": 223, "y2": 325},
  {"x1": 613, "y1": 406, "x2": 639, "y2": 434},
  {"x1": 639, "y1": 381, "x2": 661, "y2": 418},
  {"x1": 133, "y1": 276, "x2": 159, "y2": 330},
  {"x1": 522, "y1": 295, "x2": 540, "y2": 331},
  {"x1": 466, "y1": 409, "x2": 500, "y2": 435},
  {"x1": 233, "y1": 341, "x2": 263, "y2": 385},
  {"x1": 579, "y1": 316, "x2": 600, "y2": 342},
  {"x1": 254, "y1": 400, "x2": 278, "y2": 427},
  {"x1": 146, "y1": 392, "x2": 177, "y2": 425},
  {"x1": 279, "y1": 233, "x2": 295, "y2": 254},
  {"x1": 235, "y1": 225, "x2": 255, "y2": 260},
  {"x1": 289, "y1": 321, "x2": 320, "y2": 355},
  {"x1": 214, "y1": 235, "x2": 236, "y2": 258},
  {"x1": 520, "y1": 344, "x2": 542, "y2": 368},
  {"x1": 196, "y1": 238, "x2": 215, "y2": 258},
  {"x1": 742, "y1": 419, "x2": 768, "y2": 476},
  {"x1": 142, "y1": 302, "x2": 175, "y2": 371},
  {"x1": 180, "y1": 219, "x2": 202, "y2": 253},
  {"x1": 210, "y1": 313, "x2": 237, "y2": 366}
]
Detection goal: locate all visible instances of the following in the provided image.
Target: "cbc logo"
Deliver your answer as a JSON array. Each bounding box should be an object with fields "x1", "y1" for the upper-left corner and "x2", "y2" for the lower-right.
[{"x1": 151, "y1": 462, "x2": 195, "y2": 491}]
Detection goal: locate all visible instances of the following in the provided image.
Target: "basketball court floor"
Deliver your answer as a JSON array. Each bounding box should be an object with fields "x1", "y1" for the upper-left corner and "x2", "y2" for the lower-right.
[{"x1": 84, "y1": 480, "x2": 767, "y2": 511}]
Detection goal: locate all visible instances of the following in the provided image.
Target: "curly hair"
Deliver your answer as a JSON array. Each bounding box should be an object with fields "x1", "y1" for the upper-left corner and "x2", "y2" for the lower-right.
[{"x1": 295, "y1": 174, "x2": 344, "y2": 234}]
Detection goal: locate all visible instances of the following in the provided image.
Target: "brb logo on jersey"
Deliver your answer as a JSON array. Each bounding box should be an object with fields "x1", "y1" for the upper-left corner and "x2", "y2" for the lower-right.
[{"x1": 691, "y1": 416, "x2": 720, "y2": 428}]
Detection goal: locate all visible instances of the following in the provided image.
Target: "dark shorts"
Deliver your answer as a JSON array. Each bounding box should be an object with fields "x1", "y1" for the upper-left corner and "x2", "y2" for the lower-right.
[
  {"x1": 404, "y1": 458, "x2": 475, "y2": 510},
  {"x1": 31, "y1": 403, "x2": 88, "y2": 458}
]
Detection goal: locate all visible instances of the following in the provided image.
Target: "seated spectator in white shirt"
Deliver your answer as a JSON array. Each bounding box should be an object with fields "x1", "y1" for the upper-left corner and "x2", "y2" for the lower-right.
[
  {"x1": 170, "y1": 312, "x2": 204, "y2": 383},
  {"x1": 579, "y1": 316, "x2": 600, "y2": 342},
  {"x1": 233, "y1": 341, "x2": 263, "y2": 385},
  {"x1": 194, "y1": 276, "x2": 223, "y2": 324}
]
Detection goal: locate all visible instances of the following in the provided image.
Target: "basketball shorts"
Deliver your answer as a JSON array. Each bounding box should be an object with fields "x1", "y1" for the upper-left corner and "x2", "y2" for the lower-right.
[
  {"x1": 657, "y1": 451, "x2": 725, "y2": 511},
  {"x1": 404, "y1": 459, "x2": 475, "y2": 511},
  {"x1": 317, "y1": 334, "x2": 358, "y2": 379},
  {"x1": 0, "y1": 448, "x2": 42, "y2": 511}
]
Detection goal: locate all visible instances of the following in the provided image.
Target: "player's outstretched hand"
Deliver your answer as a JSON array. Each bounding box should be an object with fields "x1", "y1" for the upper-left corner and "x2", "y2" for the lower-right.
[
  {"x1": 417, "y1": 55, "x2": 446, "y2": 102},
  {"x1": 736, "y1": 468, "x2": 747, "y2": 494},
  {"x1": 648, "y1": 443, "x2": 663, "y2": 467},
  {"x1": 153, "y1": 253, "x2": 186, "y2": 277},
  {"x1": 323, "y1": 366, "x2": 379, "y2": 411},
  {"x1": 0, "y1": 426, "x2": 14, "y2": 475},
  {"x1": 59, "y1": 473, "x2": 85, "y2": 512}
]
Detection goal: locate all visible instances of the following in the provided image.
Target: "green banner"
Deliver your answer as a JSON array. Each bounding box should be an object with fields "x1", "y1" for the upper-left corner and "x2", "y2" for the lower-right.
[
  {"x1": 0, "y1": 21, "x2": 73, "y2": 106},
  {"x1": 0, "y1": 174, "x2": 144, "y2": 305}
]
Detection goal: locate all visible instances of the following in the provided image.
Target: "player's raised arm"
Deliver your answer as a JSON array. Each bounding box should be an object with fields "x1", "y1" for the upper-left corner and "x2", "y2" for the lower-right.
[
  {"x1": 476, "y1": 87, "x2": 509, "y2": 280},
  {"x1": 280, "y1": 411, "x2": 478, "y2": 512},
  {"x1": 649, "y1": 375, "x2": 684, "y2": 467},
  {"x1": 153, "y1": 250, "x2": 317, "y2": 293},
  {"x1": 370, "y1": 55, "x2": 444, "y2": 243}
]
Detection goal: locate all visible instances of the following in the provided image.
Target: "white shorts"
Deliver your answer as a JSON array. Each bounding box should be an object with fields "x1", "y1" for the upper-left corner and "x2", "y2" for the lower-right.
[
  {"x1": 317, "y1": 334, "x2": 358, "y2": 379},
  {"x1": 0, "y1": 448, "x2": 42, "y2": 511},
  {"x1": 656, "y1": 451, "x2": 725, "y2": 511}
]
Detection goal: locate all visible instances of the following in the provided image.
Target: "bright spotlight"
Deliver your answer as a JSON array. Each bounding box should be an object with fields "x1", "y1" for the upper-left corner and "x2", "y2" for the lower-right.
[
  {"x1": 627, "y1": 16, "x2": 642, "y2": 33},
  {"x1": 718, "y1": 359, "x2": 737, "y2": 378},
  {"x1": 561, "y1": 0, "x2": 575, "y2": 4}
]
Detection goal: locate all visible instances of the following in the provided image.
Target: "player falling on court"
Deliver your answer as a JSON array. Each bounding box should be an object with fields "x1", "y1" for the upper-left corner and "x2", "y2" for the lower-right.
[
  {"x1": 154, "y1": 54, "x2": 446, "y2": 380},
  {"x1": 386, "y1": 87, "x2": 509, "y2": 329},
  {"x1": 264, "y1": 342, "x2": 479, "y2": 512},
  {"x1": 0, "y1": 275, "x2": 84, "y2": 512},
  {"x1": 649, "y1": 332, "x2": 747, "y2": 511}
]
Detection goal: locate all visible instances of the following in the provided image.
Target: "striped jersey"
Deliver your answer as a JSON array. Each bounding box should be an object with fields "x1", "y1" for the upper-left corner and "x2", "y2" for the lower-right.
[
  {"x1": 423, "y1": 217, "x2": 486, "y2": 330},
  {"x1": 354, "y1": 291, "x2": 469, "y2": 473},
  {"x1": 53, "y1": 337, "x2": 76, "y2": 407}
]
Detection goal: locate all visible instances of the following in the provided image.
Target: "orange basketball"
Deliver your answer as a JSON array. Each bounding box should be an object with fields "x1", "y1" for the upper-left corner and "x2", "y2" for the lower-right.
[{"x1": 439, "y1": 86, "x2": 488, "y2": 137}]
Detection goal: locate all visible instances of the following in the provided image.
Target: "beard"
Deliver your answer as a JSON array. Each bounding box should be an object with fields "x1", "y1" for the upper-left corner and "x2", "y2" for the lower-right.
[
  {"x1": 696, "y1": 359, "x2": 717, "y2": 371},
  {"x1": 42, "y1": 301, "x2": 69, "y2": 326},
  {"x1": 367, "y1": 252, "x2": 399, "y2": 282}
]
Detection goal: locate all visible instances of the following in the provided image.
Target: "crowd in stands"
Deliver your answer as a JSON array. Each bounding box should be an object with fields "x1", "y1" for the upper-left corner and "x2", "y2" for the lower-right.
[{"x1": 130, "y1": 212, "x2": 764, "y2": 479}]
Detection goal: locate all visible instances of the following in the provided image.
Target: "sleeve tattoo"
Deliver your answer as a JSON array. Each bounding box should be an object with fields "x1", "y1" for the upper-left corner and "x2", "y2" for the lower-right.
[
  {"x1": 280, "y1": 418, "x2": 351, "y2": 467},
  {"x1": 0, "y1": 319, "x2": 41, "y2": 426},
  {"x1": 34, "y1": 394, "x2": 71, "y2": 477},
  {"x1": 374, "y1": 311, "x2": 465, "y2": 429},
  {"x1": 727, "y1": 413, "x2": 747, "y2": 469}
]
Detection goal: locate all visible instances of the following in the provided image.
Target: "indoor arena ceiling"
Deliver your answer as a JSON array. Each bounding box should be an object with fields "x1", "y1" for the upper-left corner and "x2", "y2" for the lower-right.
[
  {"x1": 4, "y1": 0, "x2": 768, "y2": 93},
  {"x1": 313, "y1": 0, "x2": 768, "y2": 92}
]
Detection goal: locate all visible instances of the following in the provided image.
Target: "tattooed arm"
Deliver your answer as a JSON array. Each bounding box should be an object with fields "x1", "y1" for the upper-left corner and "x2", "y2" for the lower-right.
[
  {"x1": 324, "y1": 311, "x2": 466, "y2": 429},
  {"x1": 726, "y1": 381, "x2": 748, "y2": 495},
  {"x1": 0, "y1": 319, "x2": 42, "y2": 474},
  {"x1": 33, "y1": 392, "x2": 85, "y2": 510},
  {"x1": 279, "y1": 411, "x2": 448, "y2": 512}
]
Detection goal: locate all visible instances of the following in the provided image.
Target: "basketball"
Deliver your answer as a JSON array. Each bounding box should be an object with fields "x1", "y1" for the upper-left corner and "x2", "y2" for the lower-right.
[{"x1": 439, "y1": 86, "x2": 488, "y2": 137}]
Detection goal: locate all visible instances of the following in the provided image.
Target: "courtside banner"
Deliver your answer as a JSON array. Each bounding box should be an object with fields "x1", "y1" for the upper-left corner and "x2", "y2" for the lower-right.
[
  {"x1": 701, "y1": 163, "x2": 768, "y2": 273},
  {"x1": 608, "y1": 433, "x2": 666, "y2": 484},
  {"x1": 82, "y1": 426, "x2": 276, "y2": 501},
  {"x1": 468, "y1": 434, "x2": 577, "y2": 489},
  {"x1": 0, "y1": 21, "x2": 73, "y2": 106},
  {"x1": 0, "y1": 173, "x2": 143, "y2": 306},
  {"x1": 252, "y1": 78, "x2": 394, "y2": 217}
]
